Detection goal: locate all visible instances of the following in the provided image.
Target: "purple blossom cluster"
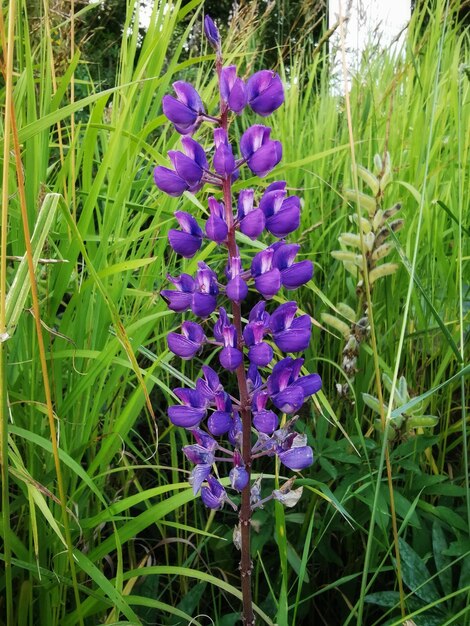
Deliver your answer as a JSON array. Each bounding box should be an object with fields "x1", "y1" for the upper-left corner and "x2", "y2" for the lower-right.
[{"x1": 154, "y1": 16, "x2": 321, "y2": 512}]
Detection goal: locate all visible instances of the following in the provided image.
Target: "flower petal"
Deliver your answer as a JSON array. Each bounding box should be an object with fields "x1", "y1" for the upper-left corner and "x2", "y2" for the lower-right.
[
  {"x1": 281, "y1": 261, "x2": 314, "y2": 289},
  {"x1": 168, "y1": 405, "x2": 206, "y2": 428},
  {"x1": 168, "y1": 230, "x2": 202, "y2": 258},
  {"x1": 153, "y1": 166, "x2": 187, "y2": 197},
  {"x1": 254, "y1": 268, "x2": 282, "y2": 299},
  {"x1": 278, "y1": 446, "x2": 314, "y2": 470}
]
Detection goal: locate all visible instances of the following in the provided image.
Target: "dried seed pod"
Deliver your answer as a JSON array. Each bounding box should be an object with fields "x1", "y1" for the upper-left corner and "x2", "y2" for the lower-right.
[
  {"x1": 375, "y1": 226, "x2": 391, "y2": 247},
  {"x1": 356, "y1": 164, "x2": 380, "y2": 196},
  {"x1": 382, "y1": 203, "x2": 402, "y2": 222},
  {"x1": 363, "y1": 231, "x2": 375, "y2": 252},
  {"x1": 369, "y1": 263, "x2": 399, "y2": 284},
  {"x1": 373, "y1": 153, "x2": 383, "y2": 173},
  {"x1": 321, "y1": 313, "x2": 350, "y2": 339},
  {"x1": 372, "y1": 242, "x2": 394, "y2": 261},
  {"x1": 337, "y1": 302, "x2": 356, "y2": 322},
  {"x1": 354, "y1": 316, "x2": 370, "y2": 340},
  {"x1": 339, "y1": 232, "x2": 362, "y2": 249},
  {"x1": 342, "y1": 354, "x2": 357, "y2": 375},
  {"x1": 331, "y1": 250, "x2": 357, "y2": 264},
  {"x1": 344, "y1": 262, "x2": 358, "y2": 277},
  {"x1": 351, "y1": 214, "x2": 372, "y2": 234},
  {"x1": 389, "y1": 219, "x2": 404, "y2": 233},
  {"x1": 373, "y1": 209, "x2": 384, "y2": 231},
  {"x1": 345, "y1": 189, "x2": 377, "y2": 217}
]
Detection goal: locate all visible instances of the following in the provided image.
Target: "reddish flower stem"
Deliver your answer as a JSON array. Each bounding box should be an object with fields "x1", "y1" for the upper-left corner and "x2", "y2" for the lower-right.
[{"x1": 217, "y1": 53, "x2": 255, "y2": 626}]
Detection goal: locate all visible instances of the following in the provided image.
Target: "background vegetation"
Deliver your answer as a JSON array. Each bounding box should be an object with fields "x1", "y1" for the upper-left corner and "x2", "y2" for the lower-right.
[{"x1": 0, "y1": 0, "x2": 468, "y2": 624}]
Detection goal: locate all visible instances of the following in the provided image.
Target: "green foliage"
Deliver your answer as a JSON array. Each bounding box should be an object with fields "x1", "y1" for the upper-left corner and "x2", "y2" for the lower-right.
[{"x1": 0, "y1": 0, "x2": 469, "y2": 625}]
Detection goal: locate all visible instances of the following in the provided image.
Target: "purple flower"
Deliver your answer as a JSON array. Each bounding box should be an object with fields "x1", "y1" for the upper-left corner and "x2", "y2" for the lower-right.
[
  {"x1": 162, "y1": 263, "x2": 219, "y2": 318},
  {"x1": 197, "y1": 366, "x2": 223, "y2": 401},
  {"x1": 270, "y1": 301, "x2": 311, "y2": 353},
  {"x1": 272, "y1": 242, "x2": 313, "y2": 290},
  {"x1": 252, "y1": 390, "x2": 278, "y2": 434},
  {"x1": 207, "y1": 391, "x2": 233, "y2": 435},
  {"x1": 214, "y1": 307, "x2": 243, "y2": 371},
  {"x1": 183, "y1": 438, "x2": 216, "y2": 465},
  {"x1": 168, "y1": 211, "x2": 203, "y2": 257},
  {"x1": 247, "y1": 363, "x2": 263, "y2": 391},
  {"x1": 228, "y1": 411, "x2": 242, "y2": 447},
  {"x1": 154, "y1": 137, "x2": 209, "y2": 197},
  {"x1": 243, "y1": 302, "x2": 273, "y2": 366},
  {"x1": 259, "y1": 182, "x2": 301, "y2": 237},
  {"x1": 205, "y1": 196, "x2": 228, "y2": 243},
  {"x1": 193, "y1": 262, "x2": 219, "y2": 317},
  {"x1": 267, "y1": 357, "x2": 322, "y2": 414},
  {"x1": 167, "y1": 321, "x2": 206, "y2": 360},
  {"x1": 230, "y1": 452, "x2": 249, "y2": 491},
  {"x1": 226, "y1": 256, "x2": 248, "y2": 302},
  {"x1": 251, "y1": 247, "x2": 281, "y2": 299},
  {"x1": 276, "y1": 433, "x2": 314, "y2": 471},
  {"x1": 213, "y1": 129, "x2": 237, "y2": 178},
  {"x1": 201, "y1": 475, "x2": 227, "y2": 510},
  {"x1": 161, "y1": 273, "x2": 195, "y2": 312},
  {"x1": 237, "y1": 189, "x2": 265, "y2": 239},
  {"x1": 279, "y1": 445, "x2": 313, "y2": 470},
  {"x1": 168, "y1": 387, "x2": 208, "y2": 429},
  {"x1": 189, "y1": 464, "x2": 212, "y2": 495},
  {"x1": 204, "y1": 15, "x2": 220, "y2": 50},
  {"x1": 220, "y1": 66, "x2": 247, "y2": 114},
  {"x1": 162, "y1": 81, "x2": 205, "y2": 135},
  {"x1": 247, "y1": 70, "x2": 285, "y2": 117},
  {"x1": 240, "y1": 125, "x2": 282, "y2": 178}
]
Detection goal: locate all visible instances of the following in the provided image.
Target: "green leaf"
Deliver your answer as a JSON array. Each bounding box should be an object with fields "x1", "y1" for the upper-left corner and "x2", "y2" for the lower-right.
[
  {"x1": 432, "y1": 522, "x2": 452, "y2": 597},
  {"x1": 398, "y1": 538, "x2": 440, "y2": 604}
]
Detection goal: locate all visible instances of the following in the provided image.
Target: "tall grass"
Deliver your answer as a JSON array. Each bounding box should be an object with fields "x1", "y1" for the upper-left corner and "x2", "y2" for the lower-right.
[{"x1": 0, "y1": 0, "x2": 468, "y2": 624}]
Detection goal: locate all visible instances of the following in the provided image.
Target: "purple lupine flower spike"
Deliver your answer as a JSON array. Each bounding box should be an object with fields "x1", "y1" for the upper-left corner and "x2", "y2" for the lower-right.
[
  {"x1": 162, "y1": 81, "x2": 205, "y2": 135},
  {"x1": 168, "y1": 211, "x2": 203, "y2": 257},
  {"x1": 168, "y1": 387, "x2": 208, "y2": 428},
  {"x1": 226, "y1": 256, "x2": 248, "y2": 302},
  {"x1": 247, "y1": 70, "x2": 285, "y2": 116},
  {"x1": 156, "y1": 29, "x2": 322, "y2": 522},
  {"x1": 240, "y1": 125, "x2": 282, "y2": 178},
  {"x1": 205, "y1": 196, "x2": 228, "y2": 243},
  {"x1": 270, "y1": 301, "x2": 312, "y2": 352},
  {"x1": 204, "y1": 15, "x2": 220, "y2": 50},
  {"x1": 237, "y1": 189, "x2": 265, "y2": 239},
  {"x1": 167, "y1": 321, "x2": 206, "y2": 359},
  {"x1": 260, "y1": 182, "x2": 301, "y2": 238},
  {"x1": 201, "y1": 475, "x2": 227, "y2": 510},
  {"x1": 220, "y1": 66, "x2": 247, "y2": 114}
]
